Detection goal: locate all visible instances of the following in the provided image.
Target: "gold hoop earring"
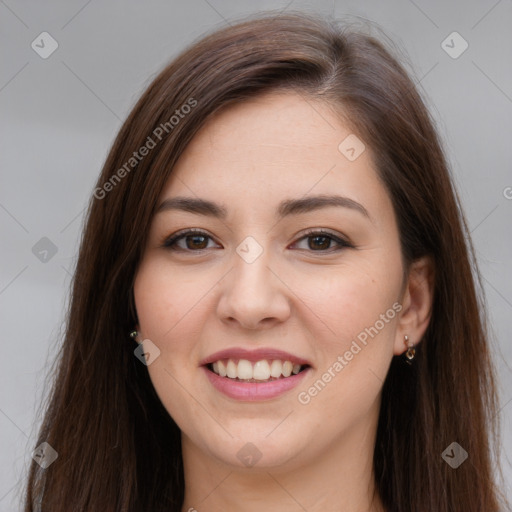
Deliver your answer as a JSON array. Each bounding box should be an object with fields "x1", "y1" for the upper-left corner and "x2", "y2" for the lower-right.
[{"x1": 404, "y1": 335, "x2": 415, "y2": 364}]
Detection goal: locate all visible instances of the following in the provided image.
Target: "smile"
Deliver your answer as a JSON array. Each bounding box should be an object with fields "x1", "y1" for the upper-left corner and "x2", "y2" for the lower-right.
[
  {"x1": 200, "y1": 347, "x2": 312, "y2": 400},
  {"x1": 209, "y1": 358, "x2": 306, "y2": 382}
]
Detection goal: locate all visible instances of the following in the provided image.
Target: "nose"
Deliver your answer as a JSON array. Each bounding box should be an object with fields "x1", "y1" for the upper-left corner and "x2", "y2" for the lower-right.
[{"x1": 216, "y1": 247, "x2": 291, "y2": 330}]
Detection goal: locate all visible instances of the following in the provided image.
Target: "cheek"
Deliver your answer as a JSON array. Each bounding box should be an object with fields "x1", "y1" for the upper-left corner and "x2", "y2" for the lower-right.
[
  {"x1": 286, "y1": 260, "x2": 403, "y2": 411},
  {"x1": 134, "y1": 258, "x2": 212, "y2": 340},
  {"x1": 294, "y1": 273, "x2": 399, "y2": 414},
  {"x1": 133, "y1": 260, "x2": 209, "y2": 424},
  {"x1": 292, "y1": 260, "x2": 401, "y2": 341},
  {"x1": 289, "y1": 271, "x2": 400, "y2": 442}
]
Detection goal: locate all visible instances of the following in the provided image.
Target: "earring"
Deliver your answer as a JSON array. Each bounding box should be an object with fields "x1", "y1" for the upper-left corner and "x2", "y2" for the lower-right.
[
  {"x1": 404, "y1": 335, "x2": 415, "y2": 364},
  {"x1": 129, "y1": 330, "x2": 141, "y2": 343}
]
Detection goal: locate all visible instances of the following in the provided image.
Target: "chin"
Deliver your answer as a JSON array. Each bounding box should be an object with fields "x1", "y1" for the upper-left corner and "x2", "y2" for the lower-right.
[{"x1": 210, "y1": 431, "x2": 308, "y2": 471}]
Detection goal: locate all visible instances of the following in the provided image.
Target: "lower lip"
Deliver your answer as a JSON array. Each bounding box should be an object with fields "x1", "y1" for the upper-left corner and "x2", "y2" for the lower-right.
[{"x1": 202, "y1": 366, "x2": 310, "y2": 401}]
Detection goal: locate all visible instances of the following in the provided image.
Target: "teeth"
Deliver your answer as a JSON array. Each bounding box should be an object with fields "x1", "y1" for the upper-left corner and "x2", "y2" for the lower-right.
[
  {"x1": 218, "y1": 360, "x2": 227, "y2": 377},
  {"x1": 210, "y1": 358, "x2": 304, "y2": 381},
  {"x1": 253, "y1": 360, "x2": 270, "y2": 380},
  {"x1": 282, "y1": 361, "x2": 293, "y2": 377},
  {"x1": 237, "y1": 359, "x2": 253, "y2": 379},
  {"x1": 270, "y1": 360, "x2": 282, "y2": 378},
  {"x1": 226, "y1": 360, "x2": 237, "y2": 379}
]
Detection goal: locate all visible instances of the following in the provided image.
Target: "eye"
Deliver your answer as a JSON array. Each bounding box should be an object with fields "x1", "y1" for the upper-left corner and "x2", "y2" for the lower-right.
[
  {"x1": 162, "y1": 228, "x2": 353, "y2": 253},
  {"x1": 162, "y1": 229, "x2": 221, "y2": 251},
  {"x1": 291, "y1": 229, "x2": 353, "y2": 252}
]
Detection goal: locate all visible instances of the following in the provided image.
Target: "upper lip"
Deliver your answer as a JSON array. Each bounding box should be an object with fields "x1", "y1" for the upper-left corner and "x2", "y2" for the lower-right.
[{"x1": 199, "y1": 347, "x2": 312, "y2": 367}]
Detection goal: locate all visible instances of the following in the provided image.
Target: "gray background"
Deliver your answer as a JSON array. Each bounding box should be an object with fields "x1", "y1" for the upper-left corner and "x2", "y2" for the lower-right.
[{"x1": 1, "y1": 0, "x2": 511, "y2": 509}]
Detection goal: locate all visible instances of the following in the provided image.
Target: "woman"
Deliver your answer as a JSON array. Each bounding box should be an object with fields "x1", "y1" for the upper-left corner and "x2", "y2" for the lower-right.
[{"x1": 24, "y1": 11, "x2": 509, "y2": 512}]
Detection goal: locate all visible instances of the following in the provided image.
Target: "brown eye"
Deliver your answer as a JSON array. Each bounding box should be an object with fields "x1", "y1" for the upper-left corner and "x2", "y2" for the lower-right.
[
  {"x1": 308, "y1": 235, "x2": 332, "y2": 250},
  {"x1": 292, "y1": 230, "x2": 352, "y2": 252},
  {"x1": 185, "y1": 234, "x2": 209, "y2": 250},
  {"x1": 163, "y1": 230, "x2": 220, "y2": 251}
]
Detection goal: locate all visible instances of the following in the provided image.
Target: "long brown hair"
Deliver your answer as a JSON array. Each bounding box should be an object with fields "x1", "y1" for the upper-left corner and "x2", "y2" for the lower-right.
[{"x1": 24, "y1": 11, "x2": 508, "y2": 512}]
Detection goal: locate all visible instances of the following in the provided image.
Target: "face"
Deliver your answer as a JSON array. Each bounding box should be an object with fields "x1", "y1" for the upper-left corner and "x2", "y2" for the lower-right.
[{"x1": 133, "y1": 91, "x2": 406, "y2": 471}]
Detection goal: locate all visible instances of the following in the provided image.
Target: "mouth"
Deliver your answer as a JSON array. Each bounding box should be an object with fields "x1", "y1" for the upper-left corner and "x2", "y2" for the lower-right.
[
  {"x1": 200, "y1": 348, "x2": 312, "y2": 400},
  {"x1": 205, "y1": 358, "x2": 311, "y2": 383}
]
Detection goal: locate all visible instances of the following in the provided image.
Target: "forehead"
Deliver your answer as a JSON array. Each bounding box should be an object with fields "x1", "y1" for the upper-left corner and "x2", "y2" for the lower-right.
[
  {"x1": 160, "y1": 91, "x2": 387, "y2": 219},
  {"x1": 174, "y1": 91, "x2": 349, "y2": 171}
]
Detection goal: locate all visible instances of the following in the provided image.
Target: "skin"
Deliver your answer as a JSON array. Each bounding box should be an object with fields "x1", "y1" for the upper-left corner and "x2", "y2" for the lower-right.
[{"x1": 133, "y1": 91, "x2": 434, "y2": 512}]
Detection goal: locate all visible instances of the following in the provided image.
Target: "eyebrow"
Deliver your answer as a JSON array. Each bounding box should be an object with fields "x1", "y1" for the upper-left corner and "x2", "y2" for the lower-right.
[{"x1": 156, "y1": 194, "x2": 371, "y2": 221}]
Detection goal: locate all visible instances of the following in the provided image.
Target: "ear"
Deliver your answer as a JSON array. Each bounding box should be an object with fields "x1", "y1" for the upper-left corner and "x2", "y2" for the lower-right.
[{"x1": 393, "y1": 255, "x2": 435, "y2": 356}]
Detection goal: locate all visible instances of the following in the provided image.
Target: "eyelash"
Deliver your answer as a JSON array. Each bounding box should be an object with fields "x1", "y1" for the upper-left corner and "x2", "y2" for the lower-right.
[{"x1": 161, "y1": 228, "x2": 353, "y2": 253}]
